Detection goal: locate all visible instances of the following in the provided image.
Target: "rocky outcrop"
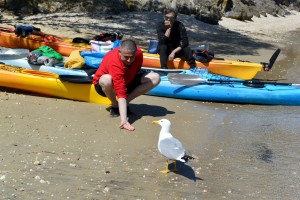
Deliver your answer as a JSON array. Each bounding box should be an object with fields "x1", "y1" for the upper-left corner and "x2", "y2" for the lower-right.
[{"x1": 0, "y1": 0, "x2": 299, "y2": 24}]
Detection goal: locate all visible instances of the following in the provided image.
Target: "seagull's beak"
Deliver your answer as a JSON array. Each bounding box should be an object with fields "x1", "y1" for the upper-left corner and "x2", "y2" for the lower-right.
[{"x1": 152, "y1": 121, "x2": 159, "y2": 124}]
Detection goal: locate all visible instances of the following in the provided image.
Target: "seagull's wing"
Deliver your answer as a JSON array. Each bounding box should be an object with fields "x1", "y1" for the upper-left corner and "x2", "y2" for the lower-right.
[{"x1": 158, "y1": 137, "x2": 185, "y2": 161}]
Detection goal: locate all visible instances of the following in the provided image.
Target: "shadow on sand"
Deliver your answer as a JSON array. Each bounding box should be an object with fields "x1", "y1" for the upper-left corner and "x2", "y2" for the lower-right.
[
  {"x1": 168, "y1": 161, "x2": 204, "y2": 182},
  {"x1": 127, "y1": 103, "x2": 175, "y2": 124}
]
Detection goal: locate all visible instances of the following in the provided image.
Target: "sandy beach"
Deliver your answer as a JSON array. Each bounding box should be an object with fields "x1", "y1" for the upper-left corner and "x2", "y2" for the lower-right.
[{"x1": 1, "y1": 10, "x2": 300, "y2": 199}]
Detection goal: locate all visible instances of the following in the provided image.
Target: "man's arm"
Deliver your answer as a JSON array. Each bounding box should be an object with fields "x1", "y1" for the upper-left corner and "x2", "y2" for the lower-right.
[
  {"x1": 156, "y1": 22, "x2": 169, "y2": 44},
  {"x1": 118, "y1": 97, "x2": 134, "y2": 131},
  {"x1": 111, "y1": 68, "x2": 134, "y2": 131}
]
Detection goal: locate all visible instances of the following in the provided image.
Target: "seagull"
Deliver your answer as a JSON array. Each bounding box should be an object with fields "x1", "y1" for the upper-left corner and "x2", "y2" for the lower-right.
[{"x1": 152, "y1": 119, "x2": 194, "y2": 173}]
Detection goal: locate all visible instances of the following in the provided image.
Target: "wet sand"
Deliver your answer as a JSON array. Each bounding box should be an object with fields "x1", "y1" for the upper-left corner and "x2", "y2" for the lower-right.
[{"x1": 1, "y1": 10, "x2": 300, "y2": 199}]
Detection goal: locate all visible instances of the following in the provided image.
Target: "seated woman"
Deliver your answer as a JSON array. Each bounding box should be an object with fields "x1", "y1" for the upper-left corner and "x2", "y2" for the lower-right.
[{"x1": 156, "y1": 8, "x2": 196, "y2": 69}]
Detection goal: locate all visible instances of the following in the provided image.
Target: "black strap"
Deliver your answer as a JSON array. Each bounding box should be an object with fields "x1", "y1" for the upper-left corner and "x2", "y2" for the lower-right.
[
  {"x1": 59, "y1": 75, "x2": 93, "y2": 83},
  {"x1": 72, "y1": 37, "x2": 90, "y2": 44}
]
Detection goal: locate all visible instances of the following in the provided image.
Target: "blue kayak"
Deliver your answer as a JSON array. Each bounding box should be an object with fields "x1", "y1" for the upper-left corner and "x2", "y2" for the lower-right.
[
  {"x1": 0, "y1": 49, "x2": 106, "y2": 76},
  {"x1": 0, "y1": 58, "x2": 91, "y2": 76},
  {"x1": 147, "y1": 69, "x2": 300, "y2": 106},
  {"x1": 1, "y1": 57, "x2": 90, "y2": 76}
]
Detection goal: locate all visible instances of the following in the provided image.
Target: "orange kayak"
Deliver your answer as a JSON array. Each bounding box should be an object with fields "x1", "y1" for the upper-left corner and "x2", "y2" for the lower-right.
[
  {"x1": 0, "y1": 27, "x2": 91, "y2": 56},
  {"x1": 143, "y1": 53, "x2": 264, "y2": 80},
  {"x1": 142, "y1": 48, "x2": 280, "y2": 80}
]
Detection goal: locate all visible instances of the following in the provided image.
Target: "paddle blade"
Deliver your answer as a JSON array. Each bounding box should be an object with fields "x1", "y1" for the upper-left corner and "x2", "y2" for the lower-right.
[
  {"x1": 167, "y1": 73, "x2": 207, "y2": 85},
  {"x1": 0, "y1": 49, "x2": 30, "y2": 60},
  {"x1": 263, "y1": 48, "x2": 281, "y2": 71}
]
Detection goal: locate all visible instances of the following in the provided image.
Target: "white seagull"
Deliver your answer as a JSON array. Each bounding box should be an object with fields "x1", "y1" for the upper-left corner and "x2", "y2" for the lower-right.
[{"x1": 152, "y1": 119, "x2": 194, "y2": 173}]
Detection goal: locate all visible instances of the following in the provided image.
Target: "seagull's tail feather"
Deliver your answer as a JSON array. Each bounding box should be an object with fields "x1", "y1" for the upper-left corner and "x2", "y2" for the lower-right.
[{"x1": 181, "y1": 154, "x2": 194, "y2": 163}]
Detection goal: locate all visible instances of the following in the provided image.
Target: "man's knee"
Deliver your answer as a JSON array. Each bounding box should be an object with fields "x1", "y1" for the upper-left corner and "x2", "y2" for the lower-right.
[
  {"x1": 146, "y1": 72, "x2": 161, "y2": 86},
  {"x1": 153, "y1": 73, "x2": 161, "y2": 86},
  {"x1": 99, "y1": 74, "x2": 113, "y2": 88}
]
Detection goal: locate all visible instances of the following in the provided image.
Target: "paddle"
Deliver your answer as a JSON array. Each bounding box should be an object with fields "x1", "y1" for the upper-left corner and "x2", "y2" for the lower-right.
[
  {"x1": 210, "y1": 48, "x2": 281, "y2": 69},
  {"x1": 190, "y1": 44, "x2": 281, "y2": 70},
  {"x1": 141, "y1": 67, "x2": 184, "y2": 73},
  {"x1": 58, "y1": 67, "x2": 183, "y2": 83},
  {"x1": 261, "y1": 48, "x2": 281, "y2": 71},
  {"x1": 215, "y1": 48, "x2": 281, "y2": 69},
  {"x1": 167, "y1": 73, "x2": 298, "y2": 87},
  {"x1": 0, "y1": 49, "x2": 30, "y2": 60}
]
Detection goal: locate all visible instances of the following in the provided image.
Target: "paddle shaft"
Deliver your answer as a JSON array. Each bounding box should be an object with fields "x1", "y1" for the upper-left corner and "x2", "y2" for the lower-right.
[
  {"x1": 58, "y1": 68, "x2": 181, "y2": 83},
  {"x1": 167, "y1": 73, "x2": 297, "y2": 87},
  {"x1": 199, "y1": 79, "x2": 294, "y2": 86}
]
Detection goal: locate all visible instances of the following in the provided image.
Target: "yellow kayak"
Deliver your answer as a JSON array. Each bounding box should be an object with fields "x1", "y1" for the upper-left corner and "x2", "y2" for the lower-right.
[{"x1": 0, "y1": 64, "x2": 111, "y2": 105}]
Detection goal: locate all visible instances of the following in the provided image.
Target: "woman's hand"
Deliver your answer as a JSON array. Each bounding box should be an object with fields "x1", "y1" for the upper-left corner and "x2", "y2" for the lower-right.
[{"x1": 168, "y1": 52, "x2": 175, "y2": 61}]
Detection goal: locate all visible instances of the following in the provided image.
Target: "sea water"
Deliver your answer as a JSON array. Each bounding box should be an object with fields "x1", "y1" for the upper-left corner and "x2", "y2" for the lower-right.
[{"x1": 181, "y1": 29, "x2": 300, "y2": 199}]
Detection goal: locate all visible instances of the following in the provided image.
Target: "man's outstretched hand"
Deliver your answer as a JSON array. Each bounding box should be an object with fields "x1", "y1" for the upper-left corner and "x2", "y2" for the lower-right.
[{"x1": 120, "y1": 121, "x2": 135, "y2": 131}]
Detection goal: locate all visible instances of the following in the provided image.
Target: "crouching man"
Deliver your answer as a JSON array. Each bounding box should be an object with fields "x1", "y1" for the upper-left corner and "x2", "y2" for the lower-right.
[{"x1": 93, "y1": 39, "x2": 161, "y2": 131}]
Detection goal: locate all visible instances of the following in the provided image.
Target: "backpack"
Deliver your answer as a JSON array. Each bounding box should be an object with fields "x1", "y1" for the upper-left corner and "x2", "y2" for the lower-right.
[
  {"x1": 72, "y1": 32, "x2": 124, "y2": 44},
  {"x1": 93, "y1": 32, "x2": 124, "y2": 42},
  {"x1": 193, "y1": 49, "x2": 214, "y2": 63},
  {"x1": 27, "y1": 51, "x2": 43, "y2": 65},
  {"x1": 27, "y1": 46, "x2": 63, "y2": 66}
]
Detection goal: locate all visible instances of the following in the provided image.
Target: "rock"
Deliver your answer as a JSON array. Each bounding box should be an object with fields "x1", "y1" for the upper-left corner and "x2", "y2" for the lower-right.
[{"x1": 195, "y1": 12, "x2": 220, "y2": 25}]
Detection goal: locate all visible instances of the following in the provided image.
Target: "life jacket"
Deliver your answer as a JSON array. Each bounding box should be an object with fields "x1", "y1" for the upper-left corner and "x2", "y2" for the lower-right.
[{"x1": 14, "y1": 24, "x2": 41, "y2": 37}]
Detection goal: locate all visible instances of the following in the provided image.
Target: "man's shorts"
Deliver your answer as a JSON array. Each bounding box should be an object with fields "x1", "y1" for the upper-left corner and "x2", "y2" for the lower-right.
[{"x1": 94, "y1": 71, "x2": 146, "y2": 97}]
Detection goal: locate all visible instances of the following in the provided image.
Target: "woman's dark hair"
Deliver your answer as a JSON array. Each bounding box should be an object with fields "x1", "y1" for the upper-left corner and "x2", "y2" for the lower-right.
[{"x1": 164, "y1": 8, "x2": 178, "y2": 19}]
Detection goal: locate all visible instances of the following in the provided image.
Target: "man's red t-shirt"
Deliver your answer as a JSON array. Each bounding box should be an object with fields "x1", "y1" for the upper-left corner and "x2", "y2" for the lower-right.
[{"x1": 92, "y1": 47, "x2": 143, "y2": 99}]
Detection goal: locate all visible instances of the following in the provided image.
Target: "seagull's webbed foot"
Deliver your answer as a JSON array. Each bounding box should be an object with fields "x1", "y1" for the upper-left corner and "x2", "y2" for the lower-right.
[
  {"x1": 160, "y1": 160, "x2": 170, "y2": 173},
  {"x1": 160, "y1": 160, "x2": 178, "y2": 173},
  {"x1": 160, "y1": 169, "x2": 170, "y2": 173}
]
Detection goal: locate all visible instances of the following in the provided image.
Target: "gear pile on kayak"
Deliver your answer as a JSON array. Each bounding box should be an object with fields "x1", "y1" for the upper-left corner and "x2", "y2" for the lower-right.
[{"x1": 1, "y1": 24, "x2": 299, "y2": 106}]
